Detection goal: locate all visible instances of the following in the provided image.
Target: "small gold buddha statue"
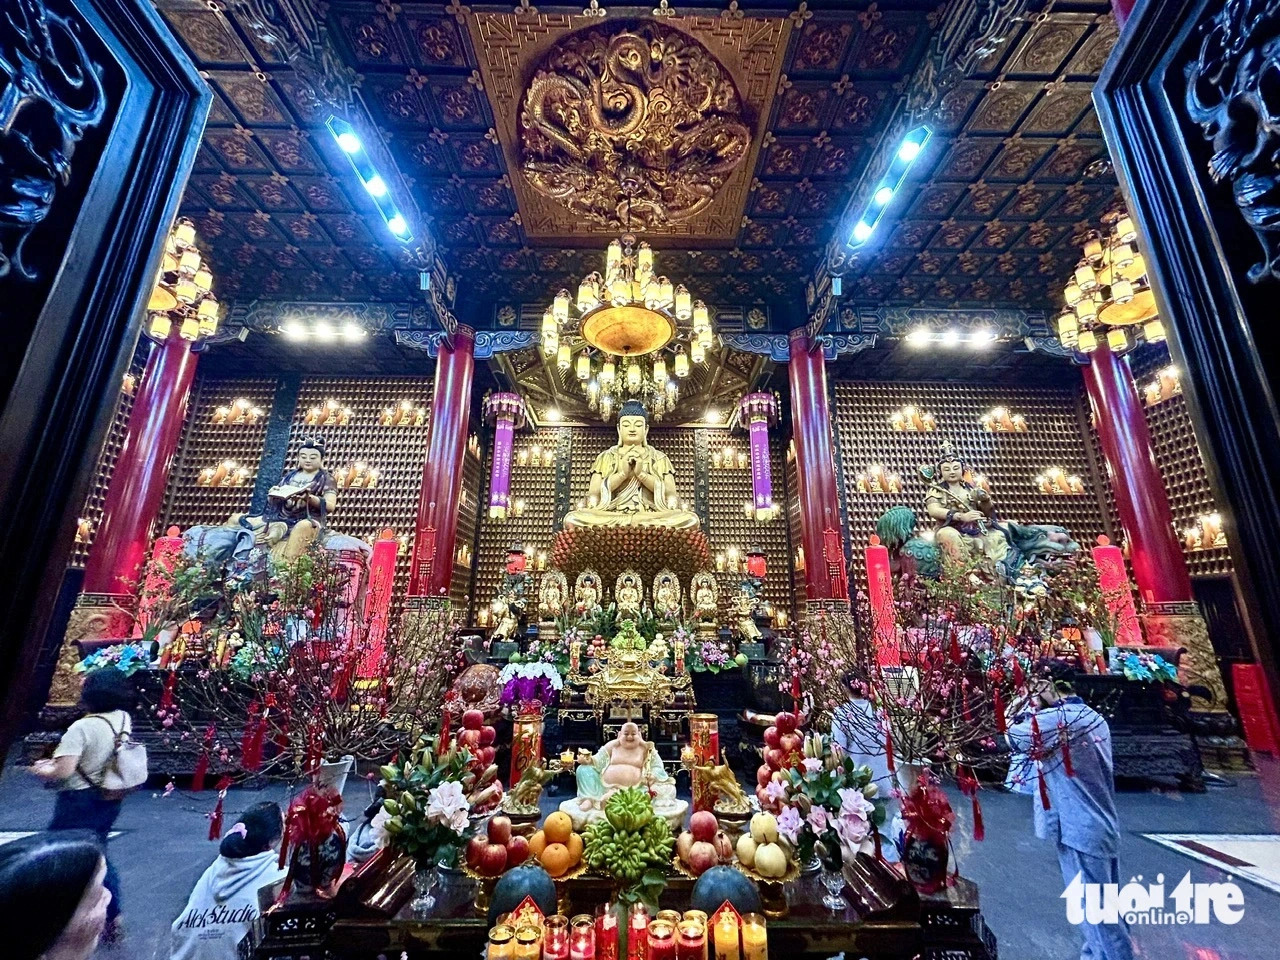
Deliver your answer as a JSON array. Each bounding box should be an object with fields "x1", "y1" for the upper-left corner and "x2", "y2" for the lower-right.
[{"x1": 562, "y1": 401, "x2": 700, "y2": 530}]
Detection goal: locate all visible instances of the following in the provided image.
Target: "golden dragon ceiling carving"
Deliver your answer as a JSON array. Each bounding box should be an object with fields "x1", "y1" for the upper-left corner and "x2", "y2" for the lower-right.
[{"x1": 518, "y1": 19, "x2": 752, "y2": 230}]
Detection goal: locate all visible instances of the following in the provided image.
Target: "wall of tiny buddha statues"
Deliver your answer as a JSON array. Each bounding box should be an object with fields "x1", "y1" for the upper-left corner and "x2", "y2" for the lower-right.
[
  {"x1": 470, "y1": 424, "x2": 794, "y2": 623},
  {"x1": 830, "y1": 379, "x2": 1115, "y2": 585}
]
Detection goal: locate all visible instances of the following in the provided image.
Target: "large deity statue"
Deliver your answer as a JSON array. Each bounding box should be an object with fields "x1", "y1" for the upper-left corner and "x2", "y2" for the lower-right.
[
  {"x1": 240, "y1": 437, "x2": 338, "y2": 561},
  {"x1": 923, "y1": 441, "x2": 1008, "y2": 566},
  {"x1": 562, "y1": 401, "x2": 700, "y2": 530}
]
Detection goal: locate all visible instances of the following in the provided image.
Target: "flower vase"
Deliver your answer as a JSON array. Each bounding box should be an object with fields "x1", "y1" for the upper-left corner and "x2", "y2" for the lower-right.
[
  {"x1": 411, "y1": 865, "x2": 438, "y2": 917},
  {"x1": 820, "y1": 863, "x2": 846, "y2": 911}
]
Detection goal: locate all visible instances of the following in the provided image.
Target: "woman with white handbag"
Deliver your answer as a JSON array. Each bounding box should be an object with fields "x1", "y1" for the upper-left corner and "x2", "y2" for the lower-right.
[{"x1": 31, "y1": 667, "x2": 147, "y2": 939}]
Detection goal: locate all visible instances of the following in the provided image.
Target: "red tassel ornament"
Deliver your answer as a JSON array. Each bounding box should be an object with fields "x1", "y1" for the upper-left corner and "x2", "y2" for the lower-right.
[
  {"x1": 159, "y1": 671, "x2": 178, "y2": 713},
  {"x1": 1038, "y1": 767, "x2": 1052, "y2": 811},
  {"x1": 191, "y1": 724, "x2": 216, "y2": 792},
  {"x1": 1058, "y1": 721, "x2": 1075, "y2": 778},
  {"x1": 1012, "y1": 658, "x2": 1026, "y2": 690},
  {"x1": 883, "y1": 715, "x2": 897, "y2": 775},
  {"x1": 207, "y1": 776, "x2": 232, "y2": 840},
  {"x1": 956, "y1": 766, "x2": 984, "y2": 842},
  {"x1": 993, "y1": 686, "x2": 1007, "y2": 733}
]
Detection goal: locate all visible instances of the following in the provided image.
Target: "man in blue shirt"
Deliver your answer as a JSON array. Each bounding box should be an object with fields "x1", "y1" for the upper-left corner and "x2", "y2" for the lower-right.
[{"x1": 1008, "y1": 665, "x2": 1135, "y2": 960}]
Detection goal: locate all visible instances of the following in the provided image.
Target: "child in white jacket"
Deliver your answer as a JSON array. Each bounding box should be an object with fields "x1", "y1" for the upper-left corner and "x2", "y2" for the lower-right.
[{"x1": 171, "y1": 802, "x2": 287, "y2": 960}]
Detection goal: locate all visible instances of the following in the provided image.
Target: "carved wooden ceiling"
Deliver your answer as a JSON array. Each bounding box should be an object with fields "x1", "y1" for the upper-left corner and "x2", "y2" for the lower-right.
[{"x1": 166, "y1": 0, "x2": 1119, "y2": 316}]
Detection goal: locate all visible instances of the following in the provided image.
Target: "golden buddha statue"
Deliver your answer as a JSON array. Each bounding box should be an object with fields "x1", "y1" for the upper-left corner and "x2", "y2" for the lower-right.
[{"x1": 562, "y1": 401, "x2": 700, "y2": 530}]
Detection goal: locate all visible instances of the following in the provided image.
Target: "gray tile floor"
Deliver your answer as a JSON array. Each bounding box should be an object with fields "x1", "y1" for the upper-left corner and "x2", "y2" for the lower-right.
[{"x1": 3, "y1": 754, "x2": 1279, "y2": 959}]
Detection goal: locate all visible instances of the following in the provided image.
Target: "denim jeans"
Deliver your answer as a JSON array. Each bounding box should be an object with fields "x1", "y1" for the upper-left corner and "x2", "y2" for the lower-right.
[{"x1": 49, "y1": 789, "x2": 123, "y2": 922}]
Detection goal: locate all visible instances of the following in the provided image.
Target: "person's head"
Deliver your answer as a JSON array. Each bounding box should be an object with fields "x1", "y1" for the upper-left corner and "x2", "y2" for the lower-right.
[
  {"x1": 296, "y1": 437, "x2": 326, "y2": 471},
  {"x1": 617, "y1": 402, "x2": 649, "y2": 445},
  {"x1": 1034, "y1": 658, "x2": 1076, "y2": 706},
  {"x1": 0, "y1": 832, "x2": 110, "y2": 960},
  {"x1": 78, "y1": 668, "x2": 134, "y2": 714},
  {"x1": 219, "y1": 801, "x2": 284, "y2": 859}
]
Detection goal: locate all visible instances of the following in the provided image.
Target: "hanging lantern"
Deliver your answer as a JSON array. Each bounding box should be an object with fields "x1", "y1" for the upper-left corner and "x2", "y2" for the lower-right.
[
  {"x1": 148, "y1": 313, "x2": 171, "y2": 340},
  {"x1": 1083, "y1": 236, "x2": 1104, "y2": 261},
  {"x1": 197, "y1": 296, "x2": 220, "y2": 337},
  {"x1": 577, "y1": 276, "x2": 599, "y2": 312},
  {"x1": 1074, "y1": 263, "x2": 1098, "y2": 291},
  {"x1": 576, "y1": 350, "x2": 591, "y2": 381},
  {"x1": 1077, "y1": 329, "x2": 1098, "y2": 352},
  {"x1": 484, "y1": 394, "x2": 527, "y2": 520},
  {"x1": 1110, "y1": 278, "x2": 1134, "y2": 303},
  {"x1": 1115, "y1": 216, "x2": 1137, "y2": 243},
  {"x1": 637, "y1": 242, "x2": 654, "y2": 275},
  {"x1": 1143, "y1": 319, "x2": 1166, "y2": 343},
  {"x1": 553, "y1": 289, "x2": 570, "y2": 323},
  {"x1": 673, "y1": 347, "x2": 690, "y2": 378},
  {"x1": 674, "y1": 284, "x2": 692, "y2": 320},
  {"x1": 739, "y1": 392, "x2": 780, "y2": 522},
  {"x1": 1057, "y1": 313, "x2": 1078, "y2": 346},
  {"x1": 174, "y1": 218, "x2": 197, "y2": 247},
  {"x1": 1107, "y1": 327, "x2": 1128, "y2": 351},
  {"x1": 626, "y1": 361, "x2": 642, "y2": 391},
  {"x1": 600, "y1": 357, "x2": 616, "y2": 384},
  {"x1": 179, "y1": 313, "x2": 200, "y2": 341},
  {"x1": 651, "y1": 354, "x2": 667, "y2": 383},
  {"x1": 690, "y1": 339, "x2": 706, "y2": 364},
  {"x1": 556, "y1": 342, "x2": 572, "y2": 371},
  {"x1": 1064, "y1": 280, "x2": 1083, "y2": 305}
]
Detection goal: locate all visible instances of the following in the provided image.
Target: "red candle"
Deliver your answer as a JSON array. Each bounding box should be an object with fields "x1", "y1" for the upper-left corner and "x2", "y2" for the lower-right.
[
  {"x1": 628, "y1": 904, "x2": 650, "y2": 960},
  {"x1": 676, "y1": 920, "x2": 706, "y2": 960},
  {"x1": 646, "y1": 920, "x2": 676, "y2": 960},
  {"x1": 864, "y1": 535, "x2": 899, "y2": 666},
  {"x1": 596, "y1": 904, "x2": 618, "y2": 960},
  {"x1": 544, "y1": 916, "x2": 570, "y2": 960},
  {"x1": 570, "y1": 915, "x2": 596, "y2": 960}
]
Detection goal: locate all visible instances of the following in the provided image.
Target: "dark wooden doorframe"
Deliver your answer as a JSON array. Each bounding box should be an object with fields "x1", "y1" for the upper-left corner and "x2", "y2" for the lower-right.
[
  {"x1": 0, "y1": 0, "x2": 210, "y2": 761},
  {"x1": 1093, "y1": 0, "x2": 1280, "y2": 705}
]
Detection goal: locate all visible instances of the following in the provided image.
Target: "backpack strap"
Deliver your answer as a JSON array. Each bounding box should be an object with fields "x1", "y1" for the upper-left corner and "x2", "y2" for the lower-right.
[{"x1": 74, "y1": 714, "x2": 125, "y2": 792}]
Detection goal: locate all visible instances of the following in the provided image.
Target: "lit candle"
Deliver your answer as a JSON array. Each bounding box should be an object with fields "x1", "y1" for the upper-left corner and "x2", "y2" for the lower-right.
[
  {"x1": 489, "y1": 924, "x2": 515, "y2": 960},
  {"x1": 713, "y1": 911, "x2": 739, "y2": 960},
  {"x1": 740, "y1": 915, "x2": 766, "y2": 960},
  {"x1": 628, "y1": 904, "x2": 650, "y2": 960},
  {"x1": 1201, "y1": 513, "x2": 1222, "y2": 544},
  {"x1": 516, "y1": 926, "x2": 542, "y2": 960},
  {"x1": 570, "y1": 641, "x2": 581, "y2": 672},
  {"x1": 570, "y1": 914, "x2": 596, "y2": 960},
  {"x1": 545, "y1": 916, "x2": 570, "y2": 960},
  {"x1": 676, "y1": 921, "x2": 705, "y2": 960},
  {"x1": 674, "y1": 639, "x2": 685, "y2": 672},
  {"x1": 646, "y1": 920, "x2": 675, "y2": 960},
  {"x1": 595, "y1": 904, "x2": 618, "y2": 960}
]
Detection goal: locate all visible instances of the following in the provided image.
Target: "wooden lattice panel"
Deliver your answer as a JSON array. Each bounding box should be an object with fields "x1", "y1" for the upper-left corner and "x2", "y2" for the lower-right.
[
  {"x1": 71, "y1": 348, "x2": 147, "y2": 568},
  {"x1": 704, "y1": 428, "x2": 792, "y2": 616},
  {"x1": 832, "y1": 380, "x2": 1112, "y2": 585},
  {"x1": 475, "y1": 426, "x2": 562, "y2": 613},
  {"x1": 160, "y1": 377, "x2": 277, "y2": 533},
  {"x1": 288, "y1": 377, "x2": 432, "y2": 622},
  {"x1": 1129, "y1": 347, "x2": 1232, "y2": 578},
  {"x1": 452, "y1": 431, "x2": 485, "y2": 614}
]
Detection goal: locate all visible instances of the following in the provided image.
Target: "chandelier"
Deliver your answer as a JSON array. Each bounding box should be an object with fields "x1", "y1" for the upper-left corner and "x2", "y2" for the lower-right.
[
  {"x1": 542, "y1": 231, "x2": 714, "y2": 421},
  {"x1": 1055, "y1": 211, "x2": 1164, "y2": 354},
  {"x1": 146, "y1": 217, "x2": 220, "y2": 343}
]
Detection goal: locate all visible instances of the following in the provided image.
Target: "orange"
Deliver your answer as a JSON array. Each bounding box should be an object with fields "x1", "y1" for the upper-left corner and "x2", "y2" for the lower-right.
[
  {"x1": 528, "y1": 830, "x2": 547, "y2": 860},
  {"x1": 541, "y1": 842, "x2": 572, "y2": 878},
  {"x1": 543, "y1": 811, "x2": 573, "y2": 846},
  {"x1": 565, "y1": 832, "x2": 584, "y2": 864}
]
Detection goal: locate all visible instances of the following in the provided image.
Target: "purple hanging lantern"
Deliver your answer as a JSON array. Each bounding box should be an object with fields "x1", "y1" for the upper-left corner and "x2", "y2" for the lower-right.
[
  {"x1": 483, "y1": 393, "x2": 527, "y2": 520},
  {"x1": 739, "y1": 392, "x2": 780, "y2": 522}
]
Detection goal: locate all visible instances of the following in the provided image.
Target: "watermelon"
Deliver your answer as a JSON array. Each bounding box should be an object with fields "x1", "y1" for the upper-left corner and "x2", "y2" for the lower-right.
[
  {"x1": 690, "y1": 865, "x2": 763, "y2": 916},
  {"x1": 487, "y1": 863, "x2": 557, "y2": 926}
]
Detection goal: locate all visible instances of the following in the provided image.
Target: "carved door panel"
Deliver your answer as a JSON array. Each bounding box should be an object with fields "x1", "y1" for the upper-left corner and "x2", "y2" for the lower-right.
[
  {"x1": 0, "y1": 0, "x2": 210, "y2": 757},
  {"x1": 1093, "y1": 0, "x2": 1280, "y2": 703}
]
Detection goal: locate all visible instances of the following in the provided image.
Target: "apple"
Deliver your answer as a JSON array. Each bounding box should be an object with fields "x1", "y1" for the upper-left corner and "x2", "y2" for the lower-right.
[
  {"x1": 478, "y1": 745, "x2": 497, "y2": 767},
  {"x1": 478, "y1": 842, "x2": 508, "y2": 877},
  {"x1": 466, "y1": 835, "x2": 486, "y2": 869},
  {"x1": 676, "y1": 830, "x2": 694, "y2": 864},
  {"x1": 774, "y1": 711, "x2": 797, "y2": 735},
  {"x1": 689, "y1": 810, "x2": 718, "y2": 844},
  {"x1": 688, "y1": 841, "x2": 718, "y2": 876},
  {"x1": 713, "y1": 830, "x2": 734, "y2": 861},
  {"x1": 779, "y1": 733, "x2": 804, "y2": 759},
  {"x1": 736, "y1": 834, "x2": 757, "y2": 867},
  {"x1": 479, "y1": 725, "x2": 497, "y2": 746},
  {"x1": 488, "y1": 815, "x2": 513, "y2": 846},
  {"x1": 462, "y1": 709, "x2": 485, "y2": 731},
  {"x1": 763, "y1": 747, "x2": 784, "y2": 770},
  {"x1": 457, "y1": 728, "x2": 482, "y2": 751},
  {"x1": 755, "y1": 785, "x2": 772, "y2": 808},
  {"x1": 505, "y1": 834, "x2": 530, "y2": 869},
  {"x1": 756, "y1": 765, "x2": 773, "y2": 788},
  {"x1": 763, "y1": 725, "x2": 781, "y2": 749}
]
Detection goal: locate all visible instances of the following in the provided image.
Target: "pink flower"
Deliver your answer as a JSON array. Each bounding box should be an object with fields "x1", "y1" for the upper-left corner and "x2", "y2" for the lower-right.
[
  {"x1": 838, "y1": 788, "x2": 875, "y2": 821},
  {"x1": 801, "y1": 757, "x2": 823, "y2": 775},
  {"x1": 777, "y1": 805, "x2": 803, "y2": 845},
  {"x1": 807, "y1": 805, "x2": 829, "y2": 834},
  {"x1": 764, "y1": 779, "x2": 788, "y2": 803}
]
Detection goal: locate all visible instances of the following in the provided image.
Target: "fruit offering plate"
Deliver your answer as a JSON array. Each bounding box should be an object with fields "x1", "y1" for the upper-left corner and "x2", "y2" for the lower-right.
[
  {"x1": 733, "y1": 858, "x2": 801, "y2": 886},
  {"x1": 547, "y1": 860, "x2": 590, "y2": 885}
]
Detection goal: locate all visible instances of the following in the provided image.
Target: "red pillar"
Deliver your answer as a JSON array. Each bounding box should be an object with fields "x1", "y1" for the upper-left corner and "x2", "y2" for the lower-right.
[
  {"x1": 1082, "y1": 344, "x2": 1193, "y2": 604},
  {"x1": 788, "y1": 330, "x2": 848, "y2": 602},
  {"x1": 409, "y1": 325, "x2": 475, "y2": 598},
  {"x1": 83, "y1": 333, "x2": 198, "y2": 598}
]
